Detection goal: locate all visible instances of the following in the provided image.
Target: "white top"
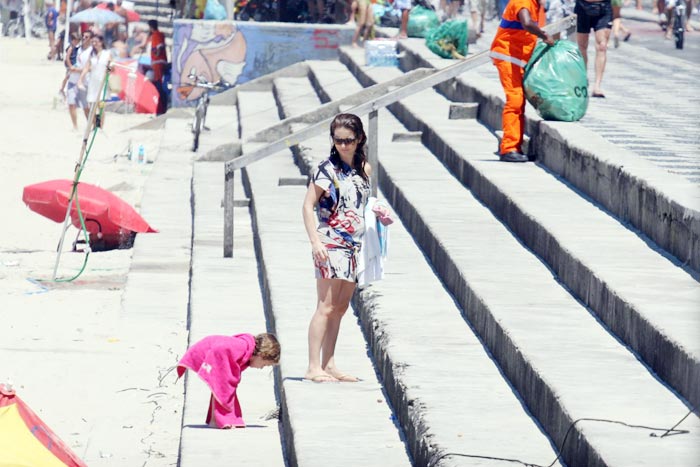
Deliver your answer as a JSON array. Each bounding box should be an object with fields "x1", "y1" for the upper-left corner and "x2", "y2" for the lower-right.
[
  {"x1": 86, "y1": 49, "x2": 111, "y2": 103},
  {"x1": 69, "y1": 45, "x2": 92, "y2": 85}
]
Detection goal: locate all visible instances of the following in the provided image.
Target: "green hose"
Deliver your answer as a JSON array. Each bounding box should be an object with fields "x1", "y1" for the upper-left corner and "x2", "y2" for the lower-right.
[{"x1": 53, "y1": 70, "x2": 111, "y2": 283}]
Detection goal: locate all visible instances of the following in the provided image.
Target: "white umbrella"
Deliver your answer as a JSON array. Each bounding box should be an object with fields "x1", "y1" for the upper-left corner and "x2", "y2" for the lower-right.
[{"x1": 68, "y1": 7, "x2": 125, "y2": 23}]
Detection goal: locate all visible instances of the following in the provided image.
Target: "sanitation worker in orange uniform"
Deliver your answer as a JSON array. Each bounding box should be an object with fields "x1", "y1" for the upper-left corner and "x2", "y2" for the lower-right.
[{"x1": 490, "y1": 0, "x2": 555, "y2": 162}]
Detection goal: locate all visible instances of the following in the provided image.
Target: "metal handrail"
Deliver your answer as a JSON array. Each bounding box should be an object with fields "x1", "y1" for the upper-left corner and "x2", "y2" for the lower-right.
[{"x1": 223, "y1": 15, "x2": 577, "y2": 257}]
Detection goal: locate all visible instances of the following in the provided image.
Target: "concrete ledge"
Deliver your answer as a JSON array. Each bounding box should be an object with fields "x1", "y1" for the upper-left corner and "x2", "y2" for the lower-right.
[
  {"x1": 391, "y1": 131, "x2": 422, "y2": 142},
  {"x1": 448, "y1": 102, "x2": 479, "y2": 119}
]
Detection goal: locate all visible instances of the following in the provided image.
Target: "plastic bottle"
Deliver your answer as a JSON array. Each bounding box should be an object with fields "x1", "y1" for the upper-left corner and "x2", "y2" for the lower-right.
[{"x1": 137, "y1": 145, "x2": 145, "y2": 164}]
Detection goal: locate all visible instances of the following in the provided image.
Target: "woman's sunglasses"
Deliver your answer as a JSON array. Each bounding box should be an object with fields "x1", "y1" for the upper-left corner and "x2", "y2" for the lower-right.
[{"x1": 333, "y1": 137, "x2": 356, "y2": 146}]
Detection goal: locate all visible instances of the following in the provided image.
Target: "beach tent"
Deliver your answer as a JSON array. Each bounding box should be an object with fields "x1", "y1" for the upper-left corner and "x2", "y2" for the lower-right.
[{"x1": 0, "y1": 384, "x2": 87, "y2": 467}]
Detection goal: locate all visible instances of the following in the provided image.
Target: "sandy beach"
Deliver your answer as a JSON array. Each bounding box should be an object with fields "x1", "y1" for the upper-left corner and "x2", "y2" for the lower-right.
[{"x1": 0, "y1": 36, "x2": 181, "y2": 465}]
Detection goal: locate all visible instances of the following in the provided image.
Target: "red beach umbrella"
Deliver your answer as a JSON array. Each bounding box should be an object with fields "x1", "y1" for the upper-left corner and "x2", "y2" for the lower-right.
[
  {"x1": 109, "y1": 63, "x2": 159, "y2": 114},
  {"x1": 22, "y1": 179, "x2": 157, "y2": 246},
  {"x1": 96, "y1": 2, "x2": 141, "y2": 21}
]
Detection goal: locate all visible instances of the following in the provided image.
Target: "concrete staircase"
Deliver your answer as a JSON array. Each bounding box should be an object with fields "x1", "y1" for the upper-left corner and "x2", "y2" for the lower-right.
[
  {"x1": 177, "y1": 36, "x2": 700, "y2": 466},
  {"x1": 132, "y1": 0, "x2": 174, "y2": 40}
]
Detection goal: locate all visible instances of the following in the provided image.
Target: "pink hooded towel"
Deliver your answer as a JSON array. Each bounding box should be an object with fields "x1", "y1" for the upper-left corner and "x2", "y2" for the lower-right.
[{"x1": 177, "y1": 333, "x2": 256, "y2": 428}]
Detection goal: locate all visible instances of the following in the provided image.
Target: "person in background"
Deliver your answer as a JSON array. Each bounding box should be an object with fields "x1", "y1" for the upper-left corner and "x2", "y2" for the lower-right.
[
  {"x1": 147, "y1": 19, "x2": 168, "y2": 114},
  {"x1": 611, "y1": 0, "x2": 631, "y2": 47},
  {"x1": 394, "y1": 0, "x2": 412, "y2": 39},
  {"x1": 78, "y1": 34, "x2": 112, "y2": 125},
  {"x1": 73, "y1": 30, "x2": 93, "y2": 120},
  {"x1": 45, "y1": 0, "x2": 59, "y2": 60},
  {"x1": 350, "y1": 0, "x2": 374, "y2": 46},
  {"x1": 574, "y1": 0, "x2": 612, "y2": 98},
  {"x1": 60, "y1": 32, "x2": 83, "y2": 130},
  {"x1": 490, "y1": 0, "x2": 554, "y2": 162},
  {"x1": 103, "y1": 2, "x2": 117, "y2": 47}
]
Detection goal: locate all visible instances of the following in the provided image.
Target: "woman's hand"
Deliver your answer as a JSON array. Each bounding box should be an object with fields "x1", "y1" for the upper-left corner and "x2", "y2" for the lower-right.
[{"x1": 311, "y1": 240, "x2": 329, "y2": 265}]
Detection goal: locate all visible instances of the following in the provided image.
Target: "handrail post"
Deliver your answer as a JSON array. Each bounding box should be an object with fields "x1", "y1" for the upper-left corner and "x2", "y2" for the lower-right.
[
  {"x1": 368, "y1": 107, "x2": 378, "y2": 197},
  {"x1": 224, "y1": 168, "x2": 235, "y2": 258}
]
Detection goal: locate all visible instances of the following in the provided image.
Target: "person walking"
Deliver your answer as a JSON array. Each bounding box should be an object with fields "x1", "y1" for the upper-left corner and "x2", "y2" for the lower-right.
[
  {"x1": 45, "y1": 0, "x2": 59, "y2": 60},
  {"x1": 611, "y1": 0, "x2": 631, "y2": 47},
  {"x1": 574, "y1": 0, "x2": 612, "y2": 97},
  {"x1": 72, "y1": 30, "x2": 93, "y2": 120},
  {"x1": 60, "y1": 32, "x2": 83, "y2": 130},
  {"x1": 490, "y1": 0, "x2": 554, "y2": 162},
  {"x1": 302, "y1": 113, "x2": 372, "y2": 383},
  {"x1": 79, "y1": 35, "x2": 112, "y2": 123}
]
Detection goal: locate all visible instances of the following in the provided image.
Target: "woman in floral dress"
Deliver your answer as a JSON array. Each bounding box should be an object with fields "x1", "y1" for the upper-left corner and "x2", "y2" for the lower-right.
[{"x1": 302, "y1": 113, "x2": 372, "y2": 383}]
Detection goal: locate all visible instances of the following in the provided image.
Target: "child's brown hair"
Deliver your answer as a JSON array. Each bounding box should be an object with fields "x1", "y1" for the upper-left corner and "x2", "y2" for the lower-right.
[{"x1": 254, "y1": 333, "x2": 281, "y2": 364}]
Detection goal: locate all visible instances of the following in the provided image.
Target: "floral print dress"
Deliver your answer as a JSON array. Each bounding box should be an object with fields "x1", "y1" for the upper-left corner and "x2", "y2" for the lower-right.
[{"x1": 312, "y1": 158, "x2": 371, "y2": 282}]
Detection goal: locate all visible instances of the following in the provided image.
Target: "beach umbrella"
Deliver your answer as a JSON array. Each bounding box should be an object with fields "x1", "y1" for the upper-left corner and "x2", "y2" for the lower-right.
[
  {"x1": 96, "y1": 2, "x2": 141, "y2": 21},
  {"x1": 0, "y1": 384, "x2": 87, "y2": 467},
  {"x1": 110, "y1": 62, "x2": 159, "y2": 114},
  {"x1": 22, "y1": 179, "x2": 157, "y2": 247},
  {"x1": 68, "y1": 7, "x2": 125, "y2": 23}
]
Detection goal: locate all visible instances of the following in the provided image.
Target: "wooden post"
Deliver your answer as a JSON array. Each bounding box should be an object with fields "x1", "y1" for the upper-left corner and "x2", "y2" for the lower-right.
[
  {"x1": 368, "y1": 107, "x2": 378, "y2": 197},
  {"x1": 224, "y1": 167, "x2": 235, "y2": 258}
]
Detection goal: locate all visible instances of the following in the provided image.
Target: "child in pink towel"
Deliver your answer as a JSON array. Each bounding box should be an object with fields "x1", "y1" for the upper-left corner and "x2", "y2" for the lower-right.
[{"x1": 177, "y1": 332, "x2": 280, "y2": 429}]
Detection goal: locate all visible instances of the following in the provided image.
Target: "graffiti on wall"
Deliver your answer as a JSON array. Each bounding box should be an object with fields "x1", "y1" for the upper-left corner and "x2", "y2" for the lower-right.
[{"x1": 172, "y1": 20, "x2": 354, "y2": 107}]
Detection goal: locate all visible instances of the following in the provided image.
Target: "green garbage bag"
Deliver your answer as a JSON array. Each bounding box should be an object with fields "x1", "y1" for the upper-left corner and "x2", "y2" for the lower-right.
[
  {"x1": 425, "y1": 19, "x2": 468, "y2": 59},
  {"x1": 523, "y1": 40, "x2": 588, "y2": 122},
  {"x1": 407, "y1": 6, "x2": 440, "y2": 38}
]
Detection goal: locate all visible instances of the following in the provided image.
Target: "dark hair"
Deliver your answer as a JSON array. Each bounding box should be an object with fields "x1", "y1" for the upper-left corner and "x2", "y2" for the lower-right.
[
  {"x1": 91, "y1": 34, "x2": 105, "y2": 53},
  {"x1": 148, "y1": 19, "x2": 159, "y2": 30},
  {"x1": 329, "y1": 113, "x2": 368, "y2": 181}
]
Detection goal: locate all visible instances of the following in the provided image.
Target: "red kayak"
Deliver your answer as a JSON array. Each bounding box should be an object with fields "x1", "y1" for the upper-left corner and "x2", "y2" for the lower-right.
[{"x1": 23, "y1": 179, "x2": 157, "y2": 247}]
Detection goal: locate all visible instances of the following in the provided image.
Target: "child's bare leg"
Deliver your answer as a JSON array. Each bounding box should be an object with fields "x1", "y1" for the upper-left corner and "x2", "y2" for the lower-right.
[
  {"x1": 346, "y1": 0, "x2": 357, "y2": 23},
  {"x1": 362, "y1": 6, "x2": 374, "y2": 41},
  {"x1": 352, "y1": 3, "x2": 368, "y2": 45}
]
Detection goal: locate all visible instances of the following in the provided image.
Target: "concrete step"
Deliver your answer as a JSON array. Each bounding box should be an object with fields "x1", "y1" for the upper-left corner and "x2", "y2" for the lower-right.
[
  {"x1": 180, "y1": 160, "x2": 285, "y2": 466},
  {"x1": 236, "y1": 90, "x2": 412, "y2": 467},
  {"x1": 271, "y1": 76, "x2": 328, "y2": 171},
  {"x1": 274, "y1": 61, "x2": 564, "y2": 467},
  {"x1": 338, "y1": 45, "x2": 700, "y2": 411},
  {"x1": 302, "y1": 58, "x2": 700, "y2": 465},
  {"x1": 390, "y1": 32, "x2": 700, "y2": 275}
]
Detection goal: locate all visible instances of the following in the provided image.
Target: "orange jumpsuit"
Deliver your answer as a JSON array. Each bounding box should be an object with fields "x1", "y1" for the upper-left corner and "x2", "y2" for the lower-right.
[
  {"x1": 150, "y1": 30, "x2": 167, "y2": 82},
  {"x1": 489, "y1": 0, "x2": 544, "y2": 155}
]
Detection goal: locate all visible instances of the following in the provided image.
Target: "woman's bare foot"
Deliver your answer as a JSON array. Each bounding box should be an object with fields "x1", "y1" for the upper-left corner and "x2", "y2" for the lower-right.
[
  {"x1": 305, "y1": 370, "x2": 338, "y2": 383},
  {"x1": 323, "y1": 367, "x2": 360, "y2": 382}
]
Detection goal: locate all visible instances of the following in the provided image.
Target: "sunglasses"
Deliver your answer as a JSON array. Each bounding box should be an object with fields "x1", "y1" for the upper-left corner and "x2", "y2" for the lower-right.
[{"x1": 333, "y1": 137, "x2": 357, "y2": 146}]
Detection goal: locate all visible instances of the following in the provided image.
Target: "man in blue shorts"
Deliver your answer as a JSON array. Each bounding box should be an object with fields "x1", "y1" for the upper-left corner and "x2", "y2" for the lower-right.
[{"x1": 574, "y1": 0, "x2": 612, "y2": 98}]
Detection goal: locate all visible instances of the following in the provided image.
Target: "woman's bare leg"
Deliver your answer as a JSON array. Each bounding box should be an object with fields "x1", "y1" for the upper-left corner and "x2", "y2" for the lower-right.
[{"x1": 320, "y1": 279, "x2": 358, "y2": 381}]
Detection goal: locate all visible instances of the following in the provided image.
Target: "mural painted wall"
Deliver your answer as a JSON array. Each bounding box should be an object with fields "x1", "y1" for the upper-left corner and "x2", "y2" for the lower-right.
[{"x1": 172, "y1": 20, "x2": 355, "y2": 107}]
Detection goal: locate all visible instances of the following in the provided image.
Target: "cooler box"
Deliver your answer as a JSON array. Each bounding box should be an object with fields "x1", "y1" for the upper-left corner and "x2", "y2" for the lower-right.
[{"x1": 365, "y1": 40, "x2": 399, "y2": 67}]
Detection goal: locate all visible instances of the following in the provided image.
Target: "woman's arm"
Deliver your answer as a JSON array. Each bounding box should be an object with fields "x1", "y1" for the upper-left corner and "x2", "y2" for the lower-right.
[
  {"x1": 302, "y1": 183, "x2": 329, "y2": 262},
  {"x1": 78, "y1": 58, "x2": 91, "y2": 88},
  {"x1": 518, "y1": 8, "x2": 555, "y2": 45}
]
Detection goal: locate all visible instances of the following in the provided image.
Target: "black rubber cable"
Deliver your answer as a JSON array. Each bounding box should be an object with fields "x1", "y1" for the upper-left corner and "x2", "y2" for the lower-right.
[{"x1": 429, "y1": 410, "x2": 693, "y2": 467}]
